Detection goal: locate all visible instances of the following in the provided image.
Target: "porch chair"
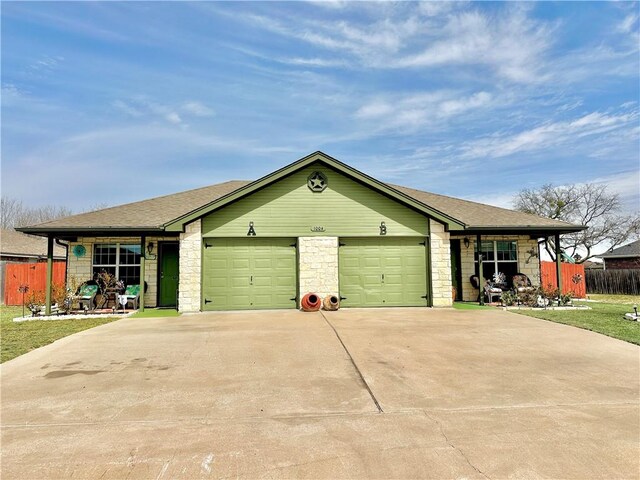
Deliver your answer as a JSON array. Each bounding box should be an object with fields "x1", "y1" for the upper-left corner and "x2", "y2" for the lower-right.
[
  {"x1": 119, "y1": 284, "x2": 140, "y2": 310},
  {"x1": 512, "y1": 273, "x2": 535, "y2": 294},
  {"x1": 484, "y1": 281, "x2": 503, "y2": 303},
  {"x1": 74, "y1": 284, "x2": 98, "y2": 311}
]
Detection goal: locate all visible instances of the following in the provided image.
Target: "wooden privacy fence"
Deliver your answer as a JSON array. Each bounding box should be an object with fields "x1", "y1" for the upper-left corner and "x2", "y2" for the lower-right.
[
  {"x1": 3, "y1": 261, "x2": 66, "y2": 305},
  {"x1": 540, "y1": 261, "x2": 586, "y2": 298},
  {"x1": 585, "y1": 269, "x2": 640, "y2": 295}
]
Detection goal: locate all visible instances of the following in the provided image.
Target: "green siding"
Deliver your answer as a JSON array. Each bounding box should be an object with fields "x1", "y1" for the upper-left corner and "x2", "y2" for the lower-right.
[
  {"x1": 202, "y1": 238, "x2": 297, "y2": 310},
  {"x1": 339, "y1": 237, "x2": 428, "y2": 307},
  {"x1": 202, "y1": 164, "x2": 428, "y2": 237}
]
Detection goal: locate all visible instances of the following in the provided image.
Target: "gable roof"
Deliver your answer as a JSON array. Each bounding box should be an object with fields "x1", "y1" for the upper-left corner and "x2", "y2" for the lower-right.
[
  {"x1": 18, "y1": 151, "x2": 583, "y2": 237},
  {"x1": 0, "y1": 229, "x2": 66, "y2": 259},
  {"x1": 601, "y1": 239, "x2": 640, "y2": 258}
]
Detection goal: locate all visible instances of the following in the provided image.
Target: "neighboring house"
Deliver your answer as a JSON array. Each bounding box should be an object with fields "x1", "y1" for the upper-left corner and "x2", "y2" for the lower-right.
[
  {"x1": 583, "y1": 260, "x2": 604, "y2": 270},
  {"x1": 19, "y1": 151, "x2": 583, "y2": 311},
  {"x1": 0, "y1": 229, "x2": 66, "y2": 262},
  {"x1": 0, "y1": 229, "x2": 67, "y2": 305},
  {"x1": 600, "y1": 239, "x2": 640, "y2": 270}
]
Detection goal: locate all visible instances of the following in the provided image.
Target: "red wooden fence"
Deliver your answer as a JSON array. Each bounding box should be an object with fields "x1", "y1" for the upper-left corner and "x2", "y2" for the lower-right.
[
  {"x1": 540, "y1": 261, "x2": 586, "y2": 298},
  {"x1": 3, "y1": 261, "x2": 66, "y2": 305}
]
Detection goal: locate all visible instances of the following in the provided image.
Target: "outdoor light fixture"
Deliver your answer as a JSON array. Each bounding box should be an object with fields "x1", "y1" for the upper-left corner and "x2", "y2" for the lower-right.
[
  {"x1": 247, "y1": 221, "x2": 256, "y2": 236},
  {"x1": 147, "y1": 242, "x2": 155, "y2": 256},
  {"x1": 463, "y1": 237, "x2": 470, "y2": 249},
  {"x1": 380, "y1": 221, "x2": 387, "y2": 235},
  {"x1": 634, "y1": 305, "x2": 638, "y2": 318}
]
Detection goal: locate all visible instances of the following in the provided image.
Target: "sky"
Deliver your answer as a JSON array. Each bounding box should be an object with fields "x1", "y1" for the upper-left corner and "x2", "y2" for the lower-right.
[{"x1": 2, "y1": 1, "x2": 639, "y2": 215}]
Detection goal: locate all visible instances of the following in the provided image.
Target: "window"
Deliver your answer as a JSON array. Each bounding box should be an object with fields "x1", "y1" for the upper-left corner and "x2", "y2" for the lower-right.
[
  {"x1": 92, "y1": 243, "x2": 141, "y2": 286},
  {"x1": 475, "y1": 240, "x2": 518, "y2": 284}
]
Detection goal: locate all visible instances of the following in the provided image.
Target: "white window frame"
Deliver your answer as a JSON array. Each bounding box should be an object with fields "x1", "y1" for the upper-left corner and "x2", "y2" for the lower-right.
[
  {"x1": 475, "y1": 240, "x2": 518, "y2": 275},
  {"x1": 92, "y1": 243, "x2": 141, "y2": 281}
]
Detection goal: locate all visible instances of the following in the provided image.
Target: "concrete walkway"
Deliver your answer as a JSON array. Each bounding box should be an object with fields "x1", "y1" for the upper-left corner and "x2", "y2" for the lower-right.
[{"x1": 1, "y1": 308, "x2": 638, "y2": 479}]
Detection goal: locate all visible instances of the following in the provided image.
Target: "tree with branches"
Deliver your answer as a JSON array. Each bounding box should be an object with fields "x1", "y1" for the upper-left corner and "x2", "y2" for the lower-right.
[
  {"x1": 1, "y1": 196, "x2": 109, "y2": 229},
  {"x1": 513, "y1": 183, "x2": 640, "y2": 263},
  {"x1": 0, "y1": 197, "x2": 73, "y2": 229}
]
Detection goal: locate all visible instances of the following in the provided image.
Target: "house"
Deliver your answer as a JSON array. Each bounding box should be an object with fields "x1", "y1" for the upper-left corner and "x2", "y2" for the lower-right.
[
  {"x1": 0, "y1": 229, "x2": 66, "y2": 262},
  {"x1": 600, "y1": 239, "x2": 640, "y2": 270},
  {"x1": 1, "y1": 229, "x2": 67, "y2": 305},
  {"x1": 18, "y1": 152, "x2": 584, "y2": 312}
]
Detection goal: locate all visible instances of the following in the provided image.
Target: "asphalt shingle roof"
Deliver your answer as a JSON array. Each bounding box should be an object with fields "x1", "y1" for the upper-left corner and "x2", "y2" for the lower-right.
[
  {"x1": 601, "y1": 239, "x2": 640, "y2": 258},
  {"x1": 21, "y1": 170, "x2": 579, "y2": 233},
  {"x1": 29, "y1": 181, "x2": 249, "y2": 230},
  {"x1": 0, "y1": 229, "x2": 66, "y2": 258},
  {"x1": 390, "y1": 185, "x2": 577, "y2": 229}
]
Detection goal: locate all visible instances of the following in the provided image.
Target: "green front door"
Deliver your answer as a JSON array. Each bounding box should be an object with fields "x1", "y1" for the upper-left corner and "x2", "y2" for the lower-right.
[
  {"x1": 339, "y1": 237, "x2": 428, "y2": 307},
  {"x1": 158, "y1": 242, "x2": 179, "y2": 307},
  {"x1": 202, "y1": 238, "x2": 297, "y2": 310}
]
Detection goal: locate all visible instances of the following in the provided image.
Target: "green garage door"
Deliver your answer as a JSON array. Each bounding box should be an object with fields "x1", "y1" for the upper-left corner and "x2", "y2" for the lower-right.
[
  {"x1": 202, "y1": 238, "x2": 297, "y2": 310},
  {"x1": 339, "y1": 237, "x2": 428, "y2": 307}
]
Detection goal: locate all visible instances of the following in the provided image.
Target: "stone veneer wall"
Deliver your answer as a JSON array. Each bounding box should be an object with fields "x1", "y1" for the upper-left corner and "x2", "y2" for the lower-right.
[
  {"x1": 178, "y1": 219, "x2": 202, "y2": 312},
  {"x1": 67, "y1": 235, "x2": 178, "y2": 308},
  {"x1": 429, "y1": 219, "x2": 453, "y2": 307},
  {"x1": 452, "y1": 235, "x2": 541, "y2": 302},
  {"x1": 298, "y1": 236, "x2": 339, "y2": 302}
]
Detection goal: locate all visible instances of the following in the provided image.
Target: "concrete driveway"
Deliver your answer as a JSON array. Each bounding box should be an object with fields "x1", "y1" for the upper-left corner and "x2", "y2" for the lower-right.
[{"x1": 2, "y1": 308, "x2": 638, "y2": 479}]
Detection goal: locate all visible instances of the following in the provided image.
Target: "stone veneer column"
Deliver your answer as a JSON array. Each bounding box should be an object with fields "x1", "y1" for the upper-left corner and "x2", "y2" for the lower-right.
[
  {"x1": 298, "y1": 237, "x2": 339, "y2": 302},
  {"x1": 178, "y1": 219, "x2": 202, "y2": 312},
  {"x1": 429, "y1": 219, "x2": 453, "y2": 307}
]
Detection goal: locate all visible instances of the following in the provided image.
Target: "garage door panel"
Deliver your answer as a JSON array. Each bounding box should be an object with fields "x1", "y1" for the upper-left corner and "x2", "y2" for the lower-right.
[
  {"x1": 202, "y1": 238, "x2": 297, "y2": 310},
  {"x1": 232, "y1": 259, "x2": 250, "y2": 269},
  {"x1": 339, "y1": 237, "x2": 428, "y2": 307}
]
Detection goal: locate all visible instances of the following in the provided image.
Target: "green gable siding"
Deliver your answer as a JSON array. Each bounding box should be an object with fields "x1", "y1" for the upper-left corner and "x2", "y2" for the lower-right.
[{"x1": 202, "y1": 164, "x2": 428, "y2": 237}]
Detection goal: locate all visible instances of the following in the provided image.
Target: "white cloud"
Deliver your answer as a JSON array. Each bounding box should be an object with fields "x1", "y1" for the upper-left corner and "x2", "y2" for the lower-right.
[
  {"x1": 112, "y1": 99, "x2": 143, "y2": 117},
  {"x1": 306, "y1": 0, "x2": 349, "y2": 10},
  {"x1": 394, "y1": 7, "x2": 553, "y2": 83},
  {"x1": 164, "y1": 112, "x2": 182, "y2": 124},
  {"x1": 28, "y1": 55, "x2": 64, "y2": 72},
  {"x1": 459, "y1": 110, "x2": 639, "y2": 159},
  {"x1": 618, "y1": 12, "x2": 639, "y2": 33},
  {"x1": 182, "y1": 101, "x2": 214, "y2": 117},
  {"x1": 112, "y1": 97, "x2": 216, "y2": 124},
  {"x1": 240, "y1": 4, "x2": 553, "y2": 83},
  {"x1": 354, "y1": 90, "x2": 494, "y2": 132}
]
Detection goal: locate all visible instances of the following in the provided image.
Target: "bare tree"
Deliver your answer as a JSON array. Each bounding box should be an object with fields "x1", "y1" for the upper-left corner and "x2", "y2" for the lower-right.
[
  {"x1": 1, "y1": 196, "x2": 74, "y2": 229},
  {"x1": 514, "y1": 183, "x2": 640, "y2": 263}
]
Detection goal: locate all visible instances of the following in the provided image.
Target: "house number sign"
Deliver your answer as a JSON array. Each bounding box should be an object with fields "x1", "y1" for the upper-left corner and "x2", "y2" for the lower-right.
[{"x1": 310, "y1": 226, "x2": 325, "y2": 232}]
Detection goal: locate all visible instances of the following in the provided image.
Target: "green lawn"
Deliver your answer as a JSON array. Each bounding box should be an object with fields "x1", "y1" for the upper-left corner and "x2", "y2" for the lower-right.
[
  {"x1": 452, "y1": 302, "x2": 493, "y2": 310},
  {"x1": 513, "y1": 297, "x2": 640, "y2": 345},
  {"x1": 587, "y1": 294, "x2": 640, "y2": 305},
  {"x1": 0, "y1": 305, "x2": 120, "y2": 363},
  {"x1": 128, "y1": 308, "x2": 181, "y2": 318}
]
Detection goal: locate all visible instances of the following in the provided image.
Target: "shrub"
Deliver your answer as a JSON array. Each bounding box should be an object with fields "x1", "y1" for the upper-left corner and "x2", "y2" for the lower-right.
[{"x1": 501, "y1": 291, "x2": 517, "y2": 306}]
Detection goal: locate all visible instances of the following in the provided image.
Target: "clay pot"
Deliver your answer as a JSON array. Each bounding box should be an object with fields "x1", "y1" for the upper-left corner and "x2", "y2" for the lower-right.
[
  {"x1": 301, "y1": 293, "x2": 321, "y2": 311},
  {"x1": 323, "y1": 295, "x2": 340, "y2": 311}
]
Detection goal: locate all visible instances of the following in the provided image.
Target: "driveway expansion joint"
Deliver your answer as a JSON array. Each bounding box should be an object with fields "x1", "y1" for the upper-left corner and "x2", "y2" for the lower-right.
[{"x1": 320, "y1": 311, "x2": 383, "y2": 413}]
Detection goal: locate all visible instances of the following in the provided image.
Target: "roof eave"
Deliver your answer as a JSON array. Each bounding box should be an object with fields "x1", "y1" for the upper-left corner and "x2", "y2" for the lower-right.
[
  {"x1": 461, "y1": 225, "x2": 586, "y2": 235},
  {"x1": 16, "y1": 226, "x2": 167, "y2": 238}
]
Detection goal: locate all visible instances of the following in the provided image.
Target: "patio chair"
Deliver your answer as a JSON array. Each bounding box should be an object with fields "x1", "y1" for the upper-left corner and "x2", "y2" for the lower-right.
[
  {"x1": 512, "y1": 273, "x2": 535, "y2": 294},
  {"x1": 484, "y1": 281, "x2": 503, "y2": 303},
  {"x1": 119, "y1": 284, "x2": 140, "y2": 310},
  {"x1": 74, "y1": 284, "x2": 98, "y2": 311}
]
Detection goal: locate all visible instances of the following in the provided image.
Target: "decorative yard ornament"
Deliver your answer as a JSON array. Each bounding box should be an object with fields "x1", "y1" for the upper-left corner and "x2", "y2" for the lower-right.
[
  {"x1": 307, "y1": 171, "x2": 327, "y2": 192},
  {"x1": 18, "y1": 284, "x2": 29, "y2": 318},
  {"x1": 72, "y1": 245, "x2": 86, "y2": 258}
]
